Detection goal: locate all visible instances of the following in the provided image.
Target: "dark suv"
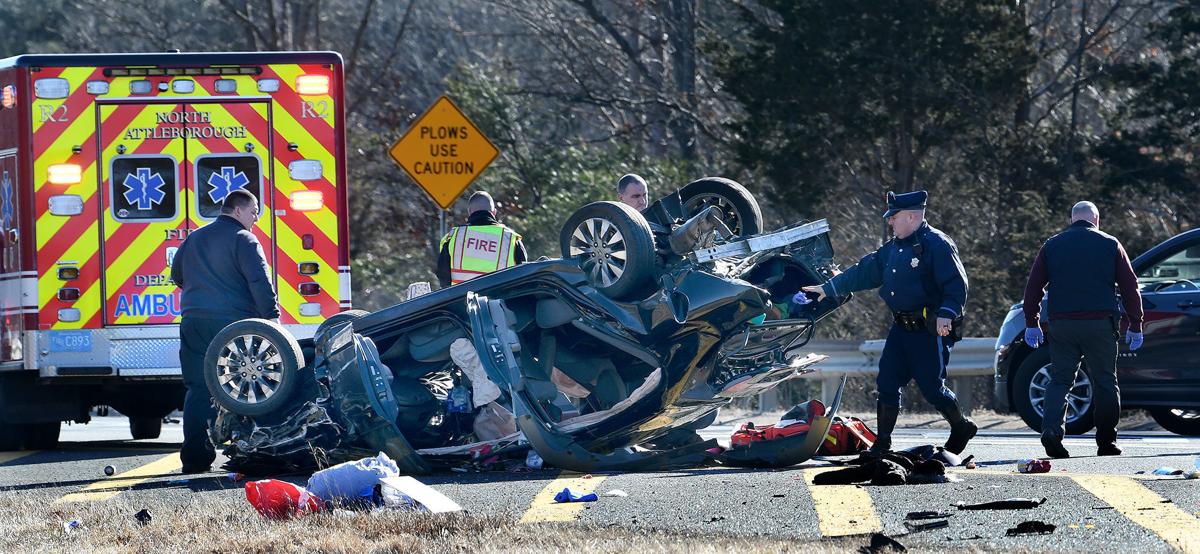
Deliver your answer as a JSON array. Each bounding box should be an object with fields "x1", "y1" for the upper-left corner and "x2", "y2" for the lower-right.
[{"x1": 993, "y1": 229, "x2": 1200, "y2": 436}]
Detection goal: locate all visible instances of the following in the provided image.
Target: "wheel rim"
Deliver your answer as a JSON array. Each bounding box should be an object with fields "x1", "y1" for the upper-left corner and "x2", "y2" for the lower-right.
[
  {"x1": 683, "y1": 193, "x2": 743, "y2": 235},
  {"x1": 215, "y1": 333, "x2": 286, "y2": 405},
  {"x1": 1028, "y1": 364, "x2": 1092, "y2": 423},
  {"x1": 568, "y1": 217, "x2": 627, "y2": 287},
  {"x1": 1169, "y1": 409, "x2": 1200, "y2": 420}
]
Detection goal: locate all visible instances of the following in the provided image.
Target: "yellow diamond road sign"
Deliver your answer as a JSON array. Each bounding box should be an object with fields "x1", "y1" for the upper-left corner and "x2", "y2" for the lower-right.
[{"x1": 389, "y1": 96, "x2": 500, "y2": 210}]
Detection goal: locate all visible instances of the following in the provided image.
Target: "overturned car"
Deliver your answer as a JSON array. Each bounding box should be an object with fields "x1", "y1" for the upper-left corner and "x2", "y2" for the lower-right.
[{"x1": 204, "y1": 178, "x2": 850, "y2": 474}]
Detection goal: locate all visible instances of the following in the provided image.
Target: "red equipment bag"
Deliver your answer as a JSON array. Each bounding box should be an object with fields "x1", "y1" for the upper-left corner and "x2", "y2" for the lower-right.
[
  {"x1": 817, "y1": 416, "x2": 877, "y2": 455},
  {"x1": 730, "y1": 400, "x2": 826, "y2": 447}
]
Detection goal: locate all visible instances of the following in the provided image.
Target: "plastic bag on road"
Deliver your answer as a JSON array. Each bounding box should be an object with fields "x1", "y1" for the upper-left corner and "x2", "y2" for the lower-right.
[
  {"x1": 307, "y1": 452, "x2": 400, "y2": 506},
  {"x1": 553, "y1": 487, "x2": 598, "y2": 503},
  {"x1": 245, "y1": 479, "x2": 323, "y2": 520}
]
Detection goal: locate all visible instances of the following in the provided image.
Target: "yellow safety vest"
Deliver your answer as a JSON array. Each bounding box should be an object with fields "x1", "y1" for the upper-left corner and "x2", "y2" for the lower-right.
[{"x1": 441, "y1": 224, "x2": 520, "y2": 285}]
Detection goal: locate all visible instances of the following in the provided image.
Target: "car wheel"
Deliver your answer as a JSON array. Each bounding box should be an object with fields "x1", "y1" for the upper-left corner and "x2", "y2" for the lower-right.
[
  {"x1": 678, "y1": 177, "x2": 764, "y2": 237},
  {"x1": 24, "y1": 422, "x2": 60, "y2": 450},
  {"x1": 560, "y1": 201, "x2": 657, "y2": 300},
  {"x1": 1149, "y1": 408, "x2": 1200, "y2": 436},
  {"x1": 129, "y1": 417, "x2": 162, "y2": 440},
  {"x1": 316, "y1": 309, "x2": 370, "y2": 337},
  {"x1": 1012, "y1": 349, "x2": 1096, "y2": 435},
  {"x1": 203, "y1": 319, "x2": 304, "y2": 417}
]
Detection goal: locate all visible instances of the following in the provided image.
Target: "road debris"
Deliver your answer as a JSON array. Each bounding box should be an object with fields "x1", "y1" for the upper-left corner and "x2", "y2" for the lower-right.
[
  {"x1": 1148, "y1": 467, "x2": 1184, "y2": 476},
  {"x1": 905, "y1": 510, "x2": 952, "y2": 520},
  {"x1": 378, "y1": 476, "x2": 462, "y2": 513},
  {"x1": 903, "y1": 519, "x2": 949, "y2": 532},
  {"x1": 103, "y1": 465, "x2": 115, "y2": 477},
  {"x1": 1005, "y1": 520, "x2": 1056, "y2": 536},
  {"x1": 245, "y1": 479, "x2": 323, "y2": 520},
  {"x1": 134, "y1": 509, "x2": 152, "y2": 526},
  {"x1": 525, "y1": 450, "x2": 544, "y2": 470},
  {"x1": 603, "y1": 490, "x2": 629, "y2": 497},
  {"x1": 307, "y1": 453, "x2": 400, "y2": 507},
  {"x1": 812, "y1": 448, "x2": 954, "y2": 486},
  {"x1": 953, "y1": 497, "x2": 1047, "y2": 510},
  {"x1": 858, "y1": 532, "x2": 906, "y2": 553},
  {"x1": 1017, "y1": 459, "x2": 1051, "y2": 474},
  {"x1": 553, "y1": 488, "x2": 598, "y2": 503},
  {"x1": 62, "y1": 520, "x2": 82, "y2": 534}
]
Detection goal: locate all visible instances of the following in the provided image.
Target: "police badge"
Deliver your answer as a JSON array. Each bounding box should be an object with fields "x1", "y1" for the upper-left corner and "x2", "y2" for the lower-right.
[{"x1": 911, "y1": 257, "x2": 919, "y2": 268}]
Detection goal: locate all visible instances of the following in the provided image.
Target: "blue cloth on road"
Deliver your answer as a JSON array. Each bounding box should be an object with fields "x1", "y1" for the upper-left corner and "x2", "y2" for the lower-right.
[
  {"x1": 1024, "y1": 327, "x2": 1043, "y2": 348},
  {"x1": 553, "y1": 488, "x2": 598, "y2": 503}
]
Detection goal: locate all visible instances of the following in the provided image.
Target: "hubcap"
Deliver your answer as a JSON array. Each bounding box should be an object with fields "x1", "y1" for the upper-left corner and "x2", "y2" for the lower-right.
[
  {"x1": 1029, "y1": 364, "x2": 1093, "y2": 424},
  {"x1": 683, "y1": 193, "x2": 743, "y2": 235},
  {"x1": 568, "y1": 217, "x2": 627, "y2": 287},
  {"x1": 215, "y1": 333, "x2": 285, "y2": 405}
]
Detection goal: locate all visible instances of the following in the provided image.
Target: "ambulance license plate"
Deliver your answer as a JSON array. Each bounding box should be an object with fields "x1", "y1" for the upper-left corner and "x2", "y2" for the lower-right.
[{"x1": 49, "y1": 331, "x2": 93, "y2": 353}]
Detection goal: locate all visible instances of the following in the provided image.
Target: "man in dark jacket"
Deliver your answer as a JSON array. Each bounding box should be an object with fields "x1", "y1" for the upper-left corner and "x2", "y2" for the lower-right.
[
  {"x1": 170, "y1": 189, "x2": 279, "y2": 473},
  {"x1": 436, "y1": 191, "x2": 528, "y2": 288},
  {"x1": 1023, "y1": 201, "x2": 1143, "y2": 458},
  {"x1": 803, "y1": 190, "x2": 975, "y2": 456}
]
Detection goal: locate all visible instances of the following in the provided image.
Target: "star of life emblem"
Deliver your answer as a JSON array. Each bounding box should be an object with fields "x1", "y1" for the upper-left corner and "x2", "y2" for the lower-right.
[{"x1": 911, "y1": 257, "x2": 919, "y2": 268}]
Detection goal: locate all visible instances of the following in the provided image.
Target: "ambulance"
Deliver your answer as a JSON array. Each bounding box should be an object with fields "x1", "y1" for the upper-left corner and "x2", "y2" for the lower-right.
[{"x1": 0, "y1": 52, "x2": 351, "y2": 450}]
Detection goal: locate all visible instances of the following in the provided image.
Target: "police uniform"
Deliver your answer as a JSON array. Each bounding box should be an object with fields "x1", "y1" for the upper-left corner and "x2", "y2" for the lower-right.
[
  {"x1": 436, "y1": 210, "x2": 528, "y2": 288},
  {"x1": 819, "y1": 190, "x2": 977, "y2": 454}
]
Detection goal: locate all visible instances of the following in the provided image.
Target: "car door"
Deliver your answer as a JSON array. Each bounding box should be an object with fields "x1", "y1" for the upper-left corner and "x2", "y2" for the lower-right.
[{"x1": 1121, "y1": 236, "x2": 1200, "y2": 398}]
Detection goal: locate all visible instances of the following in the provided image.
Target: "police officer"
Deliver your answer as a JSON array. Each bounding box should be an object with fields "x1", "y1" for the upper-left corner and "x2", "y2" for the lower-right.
[
  {"x1": 803, "y1": 190, "x2": 975, "y2": 455},
  {"x1": 1022, "y1": 201, "x2": 1143, "y2": 459},
  {"x1": 616, "y1": 173, "x2": 649, "y2": 212},
  {"x1": 170, "y1": 189, "x2": 279, "y2": 474},
  {"x1": 436, "y1": 191, "x2": 528, "y2": 288}
]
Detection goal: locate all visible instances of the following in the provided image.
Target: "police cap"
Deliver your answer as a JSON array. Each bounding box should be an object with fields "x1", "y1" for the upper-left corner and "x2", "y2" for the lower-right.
[{"x1": 882, "y1": 190, "x2": 928, "y2": 219}]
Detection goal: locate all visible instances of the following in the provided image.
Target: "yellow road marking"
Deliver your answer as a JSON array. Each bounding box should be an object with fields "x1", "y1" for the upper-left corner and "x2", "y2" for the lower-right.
[
  {"x1": 0, "y1": 451, "x2": 38, "y2": 465},
  {"x1": 802, "y1": 467, "x2": 883, "y2": 537},
  {"x1": 1072, "y1": 475, "x2": 1200, "y2": 553},
  {"x1": 55, "y1": 453, "x2": 182, "y2": 503},
  {"x1": 519, "y1": 471, "x2": 608, "y2": 523}
]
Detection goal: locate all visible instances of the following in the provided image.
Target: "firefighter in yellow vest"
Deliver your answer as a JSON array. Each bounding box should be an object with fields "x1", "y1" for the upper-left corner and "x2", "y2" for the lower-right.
[{"x1": 437, "y1": 191, "x2": 528, "y2": 288}]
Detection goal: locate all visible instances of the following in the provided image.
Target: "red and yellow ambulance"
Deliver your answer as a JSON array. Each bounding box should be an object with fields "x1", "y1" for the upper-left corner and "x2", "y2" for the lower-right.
[{"x1": 0, "y1": 51, "x2": 351, "y2": 449}]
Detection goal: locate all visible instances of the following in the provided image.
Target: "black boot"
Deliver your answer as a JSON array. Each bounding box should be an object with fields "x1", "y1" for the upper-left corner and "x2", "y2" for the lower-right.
[
  {"x1": 938, "y1": 401, "x2": 977, "y2": 455},
  {"x1": 867, "y1": 402, "x2": 899, "y2": 457},
  {"x1": 1041, "y1": 433, "x2": 1071, "y2": 458}
]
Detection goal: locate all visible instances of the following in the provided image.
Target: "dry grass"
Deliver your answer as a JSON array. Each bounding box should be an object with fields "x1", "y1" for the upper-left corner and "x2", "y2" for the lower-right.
[{"x1": 0, "y1": 491, "x2": 895, "y2": 554}]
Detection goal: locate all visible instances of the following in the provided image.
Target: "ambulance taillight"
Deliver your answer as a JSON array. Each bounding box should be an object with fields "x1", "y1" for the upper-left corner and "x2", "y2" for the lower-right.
[
  {"x1": 295, "y1": 75, "x2": 329, "y2": 96},
  {"x1": 47, "y1": 164, "x2": 81, "y2": 185}
]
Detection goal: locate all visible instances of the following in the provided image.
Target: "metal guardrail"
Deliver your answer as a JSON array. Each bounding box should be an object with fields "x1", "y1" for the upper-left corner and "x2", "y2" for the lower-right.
[
  {"x1": 784, "y1": 337, "x2": 999, "y2": 409},
  {"x1": 802, "y1": 337, "x2": 997, "y2": 378}
]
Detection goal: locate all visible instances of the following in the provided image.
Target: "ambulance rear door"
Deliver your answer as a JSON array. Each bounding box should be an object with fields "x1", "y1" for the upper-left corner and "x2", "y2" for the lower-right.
[{"x1": 97, "y1": 100, "x2": 273, "y2": 325}]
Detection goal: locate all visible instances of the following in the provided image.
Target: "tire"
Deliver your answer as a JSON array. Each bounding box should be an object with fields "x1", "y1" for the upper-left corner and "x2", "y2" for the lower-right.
[
  {"x1": 315, "y1": 309, "x2": 370, "y2": 337},
  {"x1": 560, "y1": 201, "x2": 657, "y2": 300},
  {"x1": 24, "y1": 422, "x2": 60, "y2": 449},
  {"x1": 1149, "y1": 408, "x2": 1200, "y2": 436},
  {"x1": 129, "y1": 417, "x2": 162, "y2": 440},
  {"x1": 203, "y1": 319, "x2": 304, "y2": 417},
  {"x1": 677, "y1": 177, "x2": 764, "y2": 237},
  {"x1": 1012, "y1": 349, "x2": 1096, "y2": 435}
]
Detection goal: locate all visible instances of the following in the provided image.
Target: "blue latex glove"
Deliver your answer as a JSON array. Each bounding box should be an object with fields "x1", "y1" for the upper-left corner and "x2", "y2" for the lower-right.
[
  {"x1": 1126, "y1": 330, "x2": 1144, "y2": 351},
  {"x1": 553, "y1": 487, "x2": 598, "y2": 503},
  {"x1": 1024, "y1": 327, "x2": 1043, "y2": 348},
  {"x1": 792, "y1": 291, "x2": 813, "y2": 305}
]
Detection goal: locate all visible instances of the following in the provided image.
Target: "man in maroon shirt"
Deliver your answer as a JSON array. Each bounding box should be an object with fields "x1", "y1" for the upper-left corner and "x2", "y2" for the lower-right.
[{"x1": 1023, "y1": 201, "x2": 1144, "y2": 458}]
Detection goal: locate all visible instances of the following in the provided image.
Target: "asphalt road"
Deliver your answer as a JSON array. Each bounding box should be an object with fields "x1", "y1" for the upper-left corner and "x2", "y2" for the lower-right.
[{"x1": 2, "y1": 415, "x2": 1199, "y2": 552}]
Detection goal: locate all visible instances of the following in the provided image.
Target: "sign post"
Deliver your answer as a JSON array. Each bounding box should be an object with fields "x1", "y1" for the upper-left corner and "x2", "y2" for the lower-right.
[{"x1": 389, "y1": 95, "x2": 500, "y2": 214}]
